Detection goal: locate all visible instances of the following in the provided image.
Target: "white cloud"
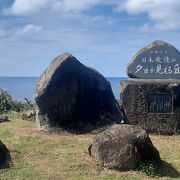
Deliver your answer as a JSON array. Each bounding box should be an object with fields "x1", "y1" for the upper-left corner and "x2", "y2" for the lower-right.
[
  {"x1": 5, "y1": 0, "x2": 180, "y2": 31},
  {"x1": 52, "y1": 0, "x2": 105, "y2": 12},
  {"x1": 119, "y1": 0, "x2": 180, "y2": 31},
  {"x1": 17, "y1": 24, "x2": 42, "y2": 35},
  {"x1": 0, "y1": 24, "x2": 42, "y2": 44},
  {"x1": 4, "y1": 0, "x2": 108, "y2": 15},
  {"x1": 138, "y1": 23, "x2": 151, "y2": 32},
  {"x1": 4, "y1": 0, "x2": 48, "y2": 15}
]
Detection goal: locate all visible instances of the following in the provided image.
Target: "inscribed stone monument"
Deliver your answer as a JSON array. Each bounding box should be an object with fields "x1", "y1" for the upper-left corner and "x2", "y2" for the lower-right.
[
  {"x1": 120, "y1": 40, "x2": 180, "y2": 134},
  {"x1": 127, "y1": 40, "x2": 180, "y2": 79}
]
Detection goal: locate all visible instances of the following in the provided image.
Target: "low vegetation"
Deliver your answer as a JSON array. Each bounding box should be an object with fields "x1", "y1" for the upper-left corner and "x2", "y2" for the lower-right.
[
  {"x1": 138, "y1": 162, "x2": 159, "y2": 177},
  {"x1": 0, "y1": 89, "x2": 34, "y2": 114},
  {"x1": 0, "y1": 112, "x2": 179, "y2": 180}
]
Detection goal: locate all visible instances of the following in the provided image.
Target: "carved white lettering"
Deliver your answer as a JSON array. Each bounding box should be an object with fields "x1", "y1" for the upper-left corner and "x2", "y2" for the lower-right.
[
  {"x1": 156, "y1": 64, "x2": 163, "y2": 74},
  {"x1": 142, "y1": 57, "x2": 146, "y2": 63},
  {"x1": 168, "y1": 66, "x2": 173, "y2": 74},
  {"x1": 144, "y1": 68, "x2": 149, "y2": 74},
  {"x1": 171, "y1": 58, "x2": 176, "y2": 63},
  {"x1": 135, "y1": 64, "x2": 143, "y2": 73},
  {"x1": 163, "y1": 56, "x2": 170, "y2": 63},
  {"x1": 164, "y1": 66, "x2": 168, "y2": 74},
  {"x1": 148, "y1": 56, "x2": 154, "y2": 63},
  {"x1": 174, "y1": 64, "x2": 180, "y2": 74},
  {"x1": 155, "y1": 56, "x2": 162, "y2": 63},
  {"x1": 150, "y1": 67, "x2": 155, "y2": 73}
]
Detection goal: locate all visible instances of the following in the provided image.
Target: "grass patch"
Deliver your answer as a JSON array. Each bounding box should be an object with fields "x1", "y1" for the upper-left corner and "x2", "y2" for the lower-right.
[
  {"x1": 0, "y1": 113, "x2": 180, "y2": 179},
  {"x1": 138, "y1": 162, "x2": 159, "y2": 177}
]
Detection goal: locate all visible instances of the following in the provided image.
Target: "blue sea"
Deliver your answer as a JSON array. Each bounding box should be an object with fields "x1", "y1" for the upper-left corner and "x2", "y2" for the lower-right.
[{"x1": 0, "y1": 77, "x2": 127, "y2": 101}]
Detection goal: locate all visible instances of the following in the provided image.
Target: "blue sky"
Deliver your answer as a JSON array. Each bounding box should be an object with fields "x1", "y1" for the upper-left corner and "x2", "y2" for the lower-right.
[{"x1": 1, "y1": 0, "x2": 180, "y2": 77}]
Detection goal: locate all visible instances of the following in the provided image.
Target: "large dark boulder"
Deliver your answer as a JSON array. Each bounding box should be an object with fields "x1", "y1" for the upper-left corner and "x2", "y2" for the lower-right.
[
  {"x1": 0, "y1": 141, "x2": 11, "y2": 169},
  {"x1": 89, "y1": 124, "x2": 161, "y2": 171},
  {"x1": 35, "y1": 53, "x2": 123, "y2": 133}
]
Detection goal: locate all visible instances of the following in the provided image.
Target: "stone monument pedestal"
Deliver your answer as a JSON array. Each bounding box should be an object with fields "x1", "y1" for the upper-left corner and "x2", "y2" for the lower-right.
[{"x1": 120, "y1": 79, "x2": 180, "y2": 134}]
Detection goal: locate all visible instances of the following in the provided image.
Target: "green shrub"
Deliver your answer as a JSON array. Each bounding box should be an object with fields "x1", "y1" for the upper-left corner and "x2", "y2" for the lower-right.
[
  {"x1": 0, "y1": 89, "x2": 34, "y2": 114},
  {"x1": 138, "y1": 162, "x2": 159, "y2": 177},
  {"x1": 0, "y1": 89, "x2": 13, "y2": 114}
]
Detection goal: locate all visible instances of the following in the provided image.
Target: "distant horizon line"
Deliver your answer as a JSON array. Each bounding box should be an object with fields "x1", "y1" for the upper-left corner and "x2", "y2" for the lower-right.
[{"x1": 0, "y1": 76, "x2": 128, "y2": 78}]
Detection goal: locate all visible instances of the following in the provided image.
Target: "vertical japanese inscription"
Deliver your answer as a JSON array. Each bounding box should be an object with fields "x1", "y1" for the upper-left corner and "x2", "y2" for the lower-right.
[{"x1": 147, "y1": 94, "x2": 173, "y2": 113}]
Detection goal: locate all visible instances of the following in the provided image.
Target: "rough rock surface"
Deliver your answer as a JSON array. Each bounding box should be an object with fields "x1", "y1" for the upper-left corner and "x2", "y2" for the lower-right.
[
  {"x1": 0, "y1": 141, "x2": 11, "y2": 169},
  {"x1": 0, "y1": 116, "x2": 8, "y2": 123},
  {"x1": 120, "y1": 79, "x2": 180, "y2": 134},
  {"x1": 89, "y1": 124, "x2": 161, "y2": 171},
  {"x1": 126, "y1": 40, "x2": 180, "y2": 79},
  {"x1": 35, "y1": 53, "x2": 123, "y2": 133},
  {"x1": 22, "y1": 109, "x2": 36, "y2": 120}
]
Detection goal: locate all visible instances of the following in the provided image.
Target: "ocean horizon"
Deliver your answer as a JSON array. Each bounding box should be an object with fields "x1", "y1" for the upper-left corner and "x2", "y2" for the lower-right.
[{"x1": 0, "y1": 77, "x2": 128, "y2": 101}]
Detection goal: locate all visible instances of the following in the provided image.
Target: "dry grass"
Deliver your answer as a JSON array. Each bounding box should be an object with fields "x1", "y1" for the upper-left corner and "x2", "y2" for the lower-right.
[{"x1": 0, "y1": 113, "x2": 180, "y2": 180}]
